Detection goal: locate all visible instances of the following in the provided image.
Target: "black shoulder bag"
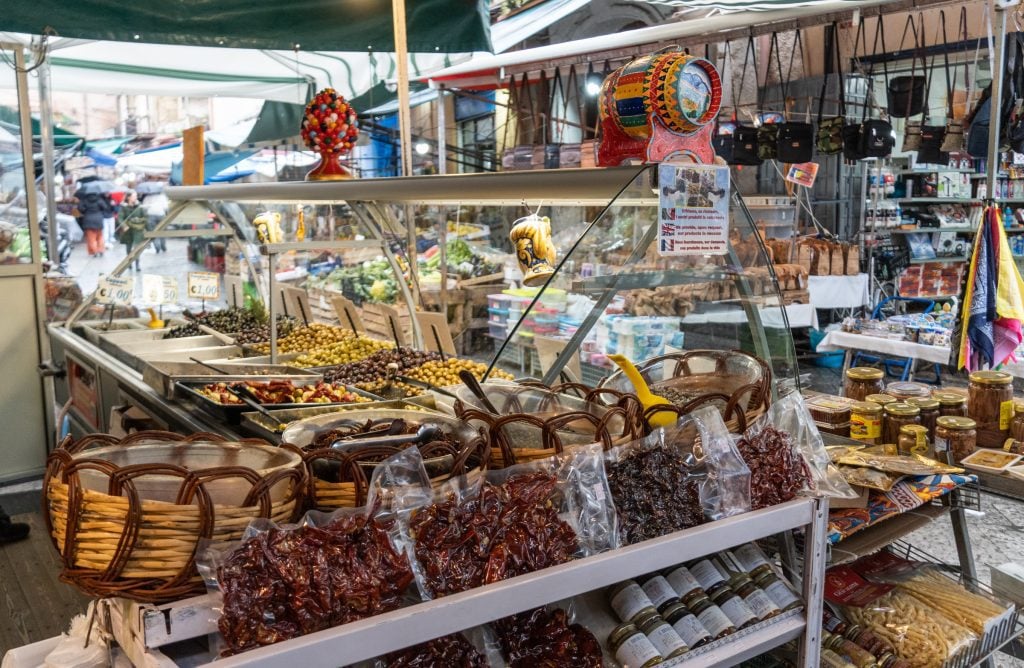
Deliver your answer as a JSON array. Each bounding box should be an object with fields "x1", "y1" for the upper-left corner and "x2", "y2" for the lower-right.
[
  {"x1": 941, "y1": 8, "x2": 968, "y2": 153},
  {"x1": 729, "y1": 36, "x2": 763, "y2": 166},
  {"x1": 817, "y1": 21, "x2": 846, "y2": 155},
  {"x1": 886, "y1": 14, "x2": 926, "y2": 117},
  {"x1": 776, "y1": 29, "x2": 815, "y2": 163},
  {"x1": 757, "y1": 32, "x2": 782, "y2": 161},
  {"x1": 917, "y1": 15, "x2": 949, "y2": 165},
  {"x1": 846, "y1": 18, "x2": 895, "y2": 159}
]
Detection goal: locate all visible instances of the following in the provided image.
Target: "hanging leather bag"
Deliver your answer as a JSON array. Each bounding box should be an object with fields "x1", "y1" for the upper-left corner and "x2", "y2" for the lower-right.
[
  {"x1": 886, "y1": 15, "x2": 926, "y2": 117},
  {"x1": 846, "y1": 18, "x2": 895, "y2": 159},
  {"x1": 757, "y1": 32, "x2": 782, "y2": 161},
  {"x1": 776, "y1": 29, "x2": 815, "y2": 162},
  {"x1": 817, "y1": 22, "x2": 846, "y2": 155},
  {"x1": 916, "y1": 15, "x2": 948, "y2": 165},
  {"x1": 940, "y1": 8, "x2": 969, "y2": 153},
  {"x1": 729, "y1": 36, "x2": 763, "y2": 166}
]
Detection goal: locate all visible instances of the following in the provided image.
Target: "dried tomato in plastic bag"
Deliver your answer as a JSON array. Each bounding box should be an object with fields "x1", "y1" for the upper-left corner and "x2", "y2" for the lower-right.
[
  {"x1": 735, "y1": 426, "x2": 811, "y2": 510},
  {"x1": 217, "y1": 514, "x2": 412, "y2": 654},
  {"x1": 384, "y1": 633, "x2": 488, "y2": 667},
  {"x1": 409, "y1": 471, "x2": 578, "y2": 598},
  {"x1": 493, "y1": 607, "x2": 603, "y2": 668},
  {"x1": 606, "y1": 444, "x2": 703, "y2": 544}
]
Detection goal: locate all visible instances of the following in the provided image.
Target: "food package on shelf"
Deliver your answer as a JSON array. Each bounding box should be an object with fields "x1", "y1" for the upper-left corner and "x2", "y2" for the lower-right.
[{"x1": 596, "y1": 314, "x2": 681, "y2": 361}]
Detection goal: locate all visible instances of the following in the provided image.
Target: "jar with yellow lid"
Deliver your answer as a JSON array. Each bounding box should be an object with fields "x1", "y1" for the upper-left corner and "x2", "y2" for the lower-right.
[
  {"x1": 967, "y1": 370, "x2": 1014, "y2": 444},
  {"x1": 845, "y1": 368, "x2": 884, "y2": 401},
  {"x1": 608, "y1": 623, "x2": 663, "y2": 667},
  {"x1": 933, "y1": 391, "x2": 967, "y2": 417},
  {"x1": 850, "y1": 402, "x2": 883, "y2": 444},
  {"x1": 865, "y1": 393, "x2": 897, "y2": 407},
  {"x1": 883, "y1": 403, "x2": 921, "y2": 444},
  {"x1": 907, "y1": 397, "x2": 940, "y2": 440},
  {"x1": 935, "y1": 416, "x2": 977, "y2": 464},
  {"x1": 898, "y1": 424, "x2": 930, "y2": 457},
  {"x1": 885, "y1": 381, "x2": 932, "y2": 401},
  {"x1": 1010, "y1": 400, "x2": 1024, "y2": 441}
]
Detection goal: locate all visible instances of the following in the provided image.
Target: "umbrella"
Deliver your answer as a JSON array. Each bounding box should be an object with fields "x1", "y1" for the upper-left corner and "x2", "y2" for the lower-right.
[
  {"x1": 75, "y1": 179, "x2": 117, "y2": 195},
  {"x1": 135, "y1": 181, "x2": 165, "y2": 195}
]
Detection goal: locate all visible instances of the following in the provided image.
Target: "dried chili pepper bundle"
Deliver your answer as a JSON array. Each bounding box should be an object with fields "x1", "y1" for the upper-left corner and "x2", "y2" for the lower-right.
[
  {"x1": 217, "y1": 514, "x2": 412, "y2": 654},
  {"x1": 735, "y1": 425, "x2": 811, "y2": 509},
  {"x1": 606, "y1": 444, "x2": 703, "y2": 545},
  {"x1": 409, "y1": 471, "x2": 578, "y2": 598},
  {"x1": 384, "y1": 633, "x2": 488, "y2": 667},
  {"x1": 493, "y1": 607, "x2": 604, "y2": 668}
]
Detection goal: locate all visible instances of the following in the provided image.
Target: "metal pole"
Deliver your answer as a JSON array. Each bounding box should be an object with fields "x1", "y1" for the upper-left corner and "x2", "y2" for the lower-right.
[
  {"x1": 268, "y1": 252, "x2": 278, "y2": 364},
  {"x1": 36, "y1": 54, "x2": 60, "y2": 267},
  {"x1": 437, "y1": 86, "x2": 447, "y2": 175},
  {"x1": 986, "y1": 2, "x2": 1009, "y2": 196}
]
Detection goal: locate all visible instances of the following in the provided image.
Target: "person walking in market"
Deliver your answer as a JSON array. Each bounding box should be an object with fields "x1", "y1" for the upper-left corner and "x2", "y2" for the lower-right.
[
  {"x1": 116, "y1": 190, "x2": 147, "y2": 270},
  {"x1": 141, "y1": 190, "x2": 169, "y2": 253},
  {"x1": 73, "y1": 185, "x2": 113, "y2": 257}
]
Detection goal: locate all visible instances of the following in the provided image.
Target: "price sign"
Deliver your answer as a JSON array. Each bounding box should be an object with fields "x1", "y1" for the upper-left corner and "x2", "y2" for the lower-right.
[
  {"x1": 142, "y1": 274, "x2": 179, "y2": 304},
  {"x1": 96, "y1": 276, "x2": 135, "y2": 305},
  {"x1": 188, "y1": 272, "x2": 221, "y2": 301}
]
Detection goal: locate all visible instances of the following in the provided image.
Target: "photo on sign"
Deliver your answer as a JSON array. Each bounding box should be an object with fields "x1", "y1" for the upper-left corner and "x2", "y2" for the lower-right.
[{"x1": 658, "y1": 163, "x2": 730, "y2": 256}]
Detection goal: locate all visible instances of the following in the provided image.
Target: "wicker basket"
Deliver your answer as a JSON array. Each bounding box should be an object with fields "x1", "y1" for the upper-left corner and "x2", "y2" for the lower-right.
[
  {"x1": 599, "y1": 350, "x2": 772, "y2": 433},
  {"x1": 453, "y1": 383, "x2": 646, "y2": 467},
  {"x1": 44, "y1": 431, "x2": 306, "y2": 603}
]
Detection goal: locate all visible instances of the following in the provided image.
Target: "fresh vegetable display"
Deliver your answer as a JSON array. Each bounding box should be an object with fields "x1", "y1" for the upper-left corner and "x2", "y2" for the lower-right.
[
  {"x1": 197, "y1": 381, "x2": 370, "y2": 405},
  {"x1": 420, "y1": 238, "x2": 503, "y2": 282},
  {"x1": 306, "y1": 258, "x2": 400, "y2": 305}
]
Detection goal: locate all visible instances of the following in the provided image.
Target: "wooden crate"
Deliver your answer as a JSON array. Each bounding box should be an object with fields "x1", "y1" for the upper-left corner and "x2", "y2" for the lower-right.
[{"x1": 359, "y1": 302, "x2": 414, "y2": 345}]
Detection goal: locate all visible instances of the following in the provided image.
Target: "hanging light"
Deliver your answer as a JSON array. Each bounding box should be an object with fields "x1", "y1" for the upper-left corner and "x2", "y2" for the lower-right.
[
  {"x1": 585, "y1": 72, "x2": 604, "y2": 97},
  {"x1": 414, "y1": 141, "x2": 431, "y2": 155}
]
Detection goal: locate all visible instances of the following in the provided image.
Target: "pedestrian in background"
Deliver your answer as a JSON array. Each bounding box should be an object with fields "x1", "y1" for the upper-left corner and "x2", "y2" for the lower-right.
[
  {"x1": 73, "y1": 186, "x2": 112, "y2": 257},
  {"x1": 142, "y1": 191, "x2": 169, "y2": 253}
]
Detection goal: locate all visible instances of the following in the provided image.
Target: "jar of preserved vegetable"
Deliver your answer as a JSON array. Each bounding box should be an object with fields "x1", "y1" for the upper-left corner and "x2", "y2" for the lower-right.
[
  {"x1": 878, "y1": 653, "x2": 911, "y2": 668},
  {"x1": 729, "y1": 543, "x2": 774, "y2": 580},
  {"x1": 935, "y1": 416, "x2": 977, "y2": 464},
  {"x1": 883, "y1": 403, "x2": 920, "y2": 444},
  {"x1": 664, "y1": 565, "x2": 705, "y2": 607},
  {"x1": 968, "y1": 370, "x2": 1014, "y2": 441},
  {"x1": 1010, "y1": 400, "x2": 1024, "y2": 441},
  {"x1": 661, "y1": 602, "x2": 712, "y2": 649},
  {"x1": 845, "y1": 624, "x2": 890, "y2": 658},
  {"x1": 850, "y1": 402, "x2": 883, "y2": 444},
  {"x1": 752, "y1": 570, "x2": 803, "y2": 612},
  {"x1": 865, "y1": 393, "x2": 897, "y2": 407},
  {"x1": 845, "y1": 367, "x2": 885, "y2": 400},
  {"x1": 608, "y1": 623, "x2": 663, "y2": 667},
  {"x1": 822, "y1": 608, "x2": 848, "y2": 636},
  {"x1": 885, "y1": 381, "x2": 932, "y2": 401},
  {"x1": 609, "y1": 580, "x2": 657, "y2": 624},
  {"x1": 638, "y1": 614, "x2": 689, "y2": 659},
  {"x1": 933, "y1": 391, "x2": 967, "y2": 417},
  {"x1": 825, "y1": 630, "x2": 880, "y2": 667},
  {"x1": 821, "y1": 648, "x2": 858, "y2": 668},
  {"x1": 898, "y1": 424, "x2": 930, "y2": 457},
  {"x1": 727, "y1": 572, "x2": 780, "y2": 621},
  {"x1": 687, "y1": 594, "x2": 736, "y2": 639},
  {"x1": 708, "y1": 583, "x2": 758, "y2": 630},
  {"x1": 907, "y1": 397, "x2": 940, "y2": 439},
  {"x1": 1005, "y1": 438, "x2": 1024, "y2": 455},
  {"x1": 640, "y1": 575, "x2": 682, "y2": 614}
]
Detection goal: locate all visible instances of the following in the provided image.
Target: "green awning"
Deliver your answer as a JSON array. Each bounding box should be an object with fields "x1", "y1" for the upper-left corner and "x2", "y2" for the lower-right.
[
  {"x1": 2, "y1": 0, "x2": 491, "y2": 52},
  {"x1": 349, "y1": 81, "x2": 429, "y2": 116},
  {"x1": 0, "y1": 107, "x2": 82, "y2": 146},
  {"x1": 83, "y1": 137, "x2": 135, "y2": 154}
]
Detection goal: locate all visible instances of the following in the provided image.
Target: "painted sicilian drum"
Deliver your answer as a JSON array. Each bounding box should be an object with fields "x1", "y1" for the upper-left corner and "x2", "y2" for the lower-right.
[{"x1": 597, "y1": 52, "x2": 722, "y2": 166}]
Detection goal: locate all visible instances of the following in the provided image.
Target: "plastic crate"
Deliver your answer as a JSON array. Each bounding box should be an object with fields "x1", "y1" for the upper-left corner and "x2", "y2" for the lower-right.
[
  {"x1": 488, "y1": 322, "x2": 506, "y2": 339},
  {"x1": 487, "y1": 294, "x2": 512, "y2": 310}
]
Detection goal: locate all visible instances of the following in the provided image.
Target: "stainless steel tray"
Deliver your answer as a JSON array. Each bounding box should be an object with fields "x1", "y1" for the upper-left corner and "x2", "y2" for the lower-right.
[
  {"x1": 175, "y1": 380, "x2": 381, "y2": 425},
  {"x1": 240, "y1": 395, "x2": 440, "y2": 442},
  {"x1": 142, "y1": 360, "x2": 322, "y2": 399}
]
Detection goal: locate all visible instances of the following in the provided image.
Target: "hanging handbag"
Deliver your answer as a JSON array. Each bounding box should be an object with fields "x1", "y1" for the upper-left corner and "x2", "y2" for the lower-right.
[
  {"x1": 757, "y1": 32, "x2": 782, "y2": 161},
  {"x1": 898, "y1": 16, "x2": 925, "y2": 152},
  {"x1": 845, "y1": 18, "x2": 894, "y2": 160},
  {"x1": 886, "y1": 16, "x2": 926, "y2": 118},
  {"x1": 940, "y1": 8, "x2": 969, "y2": 153},
  {"x1": 816, "y1": 22, "x2": 846, "y2": 155},
  {"x1": 728, "y1": 37, "x2": 763, "y2": 166},
  {"x1": 916, "y1": 16, "x2": 948, "y2": 165},
  {"x1": 775, "y1": 29, "x2": 815, "y2": 163}
]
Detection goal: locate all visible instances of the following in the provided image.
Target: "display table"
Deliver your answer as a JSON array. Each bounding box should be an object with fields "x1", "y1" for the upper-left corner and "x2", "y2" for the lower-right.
[
  {"x1": 817, "y1": 330, "x2": 951, "y2": 380},
  {"x1": 681, "y1": 303, "x2": 817, "y2": 328},
  {"x1": 808, "y1": 274, "x2": 870, "y2": 310}
]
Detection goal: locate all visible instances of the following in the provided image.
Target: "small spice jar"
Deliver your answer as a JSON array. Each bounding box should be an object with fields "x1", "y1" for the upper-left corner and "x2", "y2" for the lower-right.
[
  {"x1": 638, "y1": 614, "x2": 689, "y2": 659},
  {"x1": 850, "y1": 401, "x2": 884, "y2": 444},
  {"x1": 933, "y1": 391, "x2": 968, "y2": 417},
  {"x1": 898, "y1": 424, "x2": 930, "y2": 457},
  {"x1": 968, "y1": 370, "x2": 1014, "y2": 441},
  {"x1": 608, "y1": 623, "x2": 663, "y2": 667},
  {"x1": 687, "y1": 594, "x2": 736, "y2": 639},
  {"x1": 1010, "y1": 400, "x2": 1024, "y2": 441},
  {"x1": 883, "y1": 403, "x2": 920, "y2": 444},
  {"x1": 935, "y1": 416, "x2": 977, "y2": 464},
  {"x1": 907, "y1": 397, "x2": 940, "y2": 440},
  {"x1": 661, "y1": 601, "x2": 712, "y2": 649},
  {"x1": 845, "y1": 367, "x2": 885, "y2": 400},
  {"x1": 825, "y1": 630, "x2": 880, "y2": 668},
  {"x1": 885, "y1": 381, "x2": 932, "y2": 402},
  {"x1": 865, "y1": 393, "x2": 897, "y2": 407},
  {"x1": 640, "y1": 575, "x2": 682, "y2": 614},
  {"x1": 609, "y1": 580, "x2": 657, "y2": 624}
]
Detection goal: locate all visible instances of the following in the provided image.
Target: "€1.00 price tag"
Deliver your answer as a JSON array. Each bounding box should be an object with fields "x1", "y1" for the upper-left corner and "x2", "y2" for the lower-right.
[
  {"x1": 187, "y1": 272, "x2": 220, "y2": 301},
  {"x1": 142, "y1": 274, "x2": 179, "y2": 304},
  {"x1": 96, "y1": 276, "x2": 134, "y2": 305}
]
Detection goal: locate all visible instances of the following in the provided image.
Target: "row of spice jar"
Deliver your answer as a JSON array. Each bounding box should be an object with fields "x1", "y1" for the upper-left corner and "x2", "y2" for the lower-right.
[{"x1": 606, "y1": 543, "x2": 803, "y2": 666}]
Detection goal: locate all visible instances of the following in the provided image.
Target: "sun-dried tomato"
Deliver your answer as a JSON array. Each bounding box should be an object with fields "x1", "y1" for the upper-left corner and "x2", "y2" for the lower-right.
[
  {"x1": 384, "y1": 633, "x2": 488, "y2": 667},
  {"x1": 217, "y1": 514, "x2": 412, "y2": 654},
  {"x1": 736, "y1": 425, "x2": 811, "y2": 510},
  {"x1": 409, "y1": 472, "x2": 578, "y2": 598},
  {"x1": 493, "y1": 607, "x2": 603, "y2": 668},
  {"x1": 606, "y1": 444, "x2": 703, "y2": 545}
]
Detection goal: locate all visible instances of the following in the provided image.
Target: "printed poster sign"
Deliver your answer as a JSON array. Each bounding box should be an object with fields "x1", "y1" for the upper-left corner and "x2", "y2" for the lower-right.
[
  {"x1": 785, "y1": 162, "x2": 819, "y2": 188},
  {"x1": 658, "y1": 163, "x2": 730, "y2": 256}
]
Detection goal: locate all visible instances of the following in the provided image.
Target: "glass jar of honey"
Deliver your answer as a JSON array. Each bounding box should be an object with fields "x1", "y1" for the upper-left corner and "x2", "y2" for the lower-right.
[
  {"x1": 883, "y1": 402, "x2": 921, "y2": 444},
  {"x1": 845, "y1": 368, "x2": 885, "y2": 401}
]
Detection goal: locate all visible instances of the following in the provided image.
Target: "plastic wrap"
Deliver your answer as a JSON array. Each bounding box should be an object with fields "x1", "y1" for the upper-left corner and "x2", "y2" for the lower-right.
[
  {"x1": 392, "y1": 445, "x2": 615, "y2": 600},
  {"x1": 376, "y1": 627, "x2": 499, "y2": 668},
  {"x1": 836, "y1": 450, "x2": 964, "y2": 476},
  {"x1": 197, "y1": 449, "x2": 430, "y2": 656},
  {"x1": 738, "y1": 392, "x2": 856, "y2": 508},
  {"x1": 491, "y1": 606, "x2": 603, "y2": 667},
  {"x1": 604, "y1": 406, "x2": 750, "y2": 544},
  {"x1": 837, "y1": 465, "x2": 901, "y2": 491}
]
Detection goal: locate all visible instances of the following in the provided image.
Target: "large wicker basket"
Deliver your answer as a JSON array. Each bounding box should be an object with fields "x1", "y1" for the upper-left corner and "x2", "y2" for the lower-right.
[
  {"x1": 599, "y1": 350, "x2": 772, "y2": 432},
  {"x1": 44, "y1": 431, "x2": 306, "y2": 603}
]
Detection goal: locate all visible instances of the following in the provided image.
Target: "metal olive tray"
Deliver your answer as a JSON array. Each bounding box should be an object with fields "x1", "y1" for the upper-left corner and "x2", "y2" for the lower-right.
[
  {"x1": 175, "y1": 380, "x2": 382, "y2": 425},
  {"x1": 142, "y1": 360, "x2": 322, "y2": 399},
  {"x1": 240, "y1": 395, "x2": 441, "y2": 442}
]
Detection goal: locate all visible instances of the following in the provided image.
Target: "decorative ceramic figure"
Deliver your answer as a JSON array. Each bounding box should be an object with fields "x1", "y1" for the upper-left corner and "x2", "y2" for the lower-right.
[
  {"x1": 509, "y1": 214, "x2": 556, "y2": 286},
  {"x1": 300, "y1": 88, "x2": 359, "y2": 181}
]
